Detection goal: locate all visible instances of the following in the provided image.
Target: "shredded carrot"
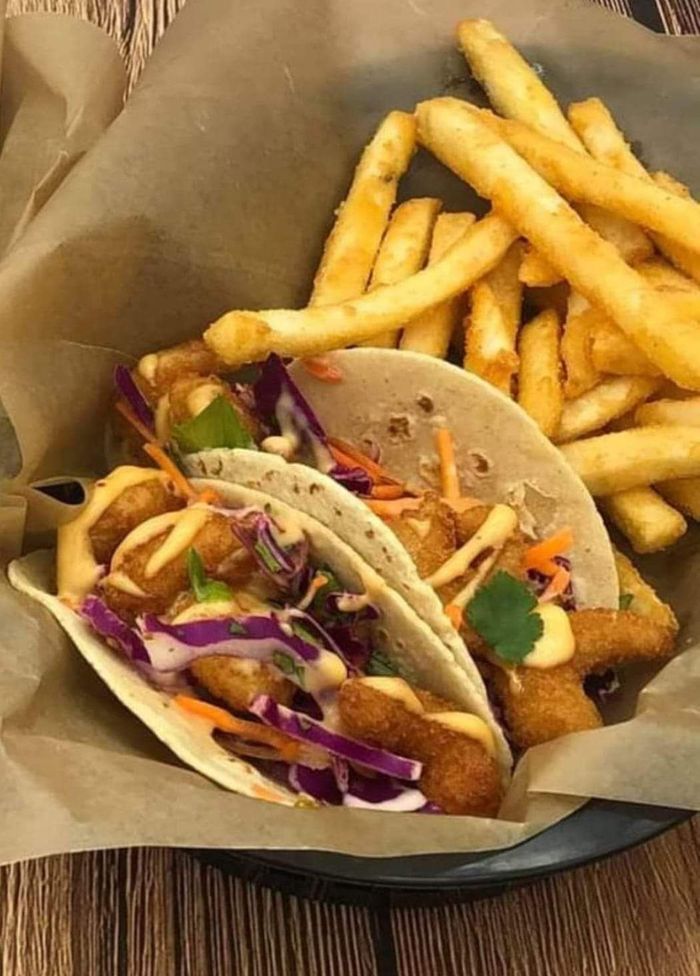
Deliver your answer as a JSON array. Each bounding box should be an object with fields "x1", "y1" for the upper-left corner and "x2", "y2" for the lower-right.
[
  {"x1": 328, "y1": 437, "x2": 402, "y2": 486},
  {"x1": 115, "y1": 399, "x2": 159, "y2": 446},
  {"x1": 300, "y1": 356, "x2": 343, "y2": 383},
  {"x1": 435, "y1": 428, "x2": 460, "y2": 501},
  {"x1": 369, "y1": 483, "x2": 406, "y2": 500},
  {"x1": 297, "y1": 573, "x2": 329, "y2": 610},
  {"x1": 197, "y1": 487, "x2": 224, "y2": 506},
  {"x1": 539, "y1": 565, "x2": 571, "y2": 603},
  {"x1": 174, "y1": 695, "x2": 301, "y2": 761},
  {"x1": 534, "y1": 558, "x2": 561, "y2": 578},
  {"x1": 523, "y1": 527, "x2": 574, "y2": 571},
  {"x1": 142, "y1": 443, "x2": 199, "y2": 501},
  {"x1": 365, "y1": 497, "x2": 423, "y2": 518},
  {"x1": 445, "y1": 603, "x2": 463, "y2": 629}
]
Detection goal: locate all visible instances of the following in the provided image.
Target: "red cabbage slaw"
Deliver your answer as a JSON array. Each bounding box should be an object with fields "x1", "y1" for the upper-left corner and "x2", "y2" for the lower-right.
[
  {"x1": 253, "y1": 355, "x2": 372, "y2": 494},
  {"x1": 114, "y1": 365, "x2": 155, "y2": 431}
]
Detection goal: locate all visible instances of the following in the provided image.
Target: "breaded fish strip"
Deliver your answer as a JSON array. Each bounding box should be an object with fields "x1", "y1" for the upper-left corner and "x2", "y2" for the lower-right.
[
  {"x1": 485, "y1": 609, "x2": 676, "y2": 749},
  {"x1": 337, "y1": 680, "x2": 503, "y2": 816},
  {"x1": 384, "y1": 493, "x2": 456, "y2": 578},
  {"x1": 191, "y1": 657, "x2": 293, "y2": 712},
  {"x1": 90, "y1": 478, "x2": 184, "y2": 565},
  {"x1": 136, "y1": 339, "x2": 224, "y2": 400},
  {"x1": 102, "y1": 512, "x2": 240, "y2": 618}
]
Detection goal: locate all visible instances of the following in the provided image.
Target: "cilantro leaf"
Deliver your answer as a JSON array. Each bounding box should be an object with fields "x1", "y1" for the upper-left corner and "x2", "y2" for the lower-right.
[
  {"x1": 186, "y1": 548, "x2": 233, "y2": 603},
  {"x1": 290, "y1": 620, "x2": 323, "y2": 648},
  {"x1": 171, "y1": 395, "x2": 256, "y2": 454},
  {"x1": 272, "y1": 650, "x2": 306, "y2": 687},
  {"x1": 619, "y1": 592, "x2": 634, "y2": 611},
  {"x1": 467, "y1": 571, "x2": 544, "y2": 665},
  {"x1": 366, "y1": 649, "x2": 400, "y2": 677},
  {"x1": 310, "y1": 567, "x2": 343, "y2": 611}
]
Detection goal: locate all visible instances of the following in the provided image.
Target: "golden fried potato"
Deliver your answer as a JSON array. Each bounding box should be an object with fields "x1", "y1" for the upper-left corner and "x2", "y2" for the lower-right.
[
  {"x1": 203, "y1": 214, "x2": 518, "y2": 363},
  {"x1": 362, "y1": 197, "x2": 441, "y2": 348},
  {"x1": 561, "y1": 295, "x2": 601, "y2": 399},
  {"x1": 613, "y1": 548, "x2": 679, "y2": 632},
  {"x1": 309, "y1": 112, "x2": 416, "y2": 307},
  {"x1": 517, "y1": 309, "x2": 563, "y2": 438},
  {"x1": 415, "y1": 98, "x2": 700, "y2": 391},
  {"x1": 399, "y1": 212, "x2": 476, "y2": 357},
  {"x1": 556, "y1": 376, "x2": 660, "y2": 443},
  {"x1": 560, "y1": 427, "x2": 700, "y2": 495},
  {"x1": 601, "y1": 487, "x2": 686, "y2": 554}
]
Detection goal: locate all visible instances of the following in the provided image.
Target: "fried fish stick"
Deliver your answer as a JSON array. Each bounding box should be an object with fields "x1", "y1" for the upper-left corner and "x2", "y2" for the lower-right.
[
  {"x1": 399, "y1": 212, "x2": 476, "y2": 356},
  {"x1": 568, "y1": 608, "x2": 676, "y2": 673},
  {"x1": 465, "y1": 242, "x2": 524, "y2": 395},
  {"x1": 560, "y1": 426, "x2": 700, "y2": 495},
  {"x1": 569, "y1": 98, "x2": 700, "y2": 284},
  {"x1": 337, "y1": 679, "x2": 502, "y2": 816},
  {"x1": 361, "y1": 197, "x2": 441, "y2": 348},
  {"x1": 204, "y1": 213, "x2": 518, "y2": 364},
  {"x1": 415, "y1": 98, "x2": 700, "y2": 390},
  {"x1": 485, "y1": 111, "x2": 700, "y2": 254},
  {"x1": 555, "y1": 376, "x2": 660, "y2": 443},
  {"x1": 517, "y1": 309, "x2": 562, "y2": 436},
  {"x1": 601, "y1": 487, "x2": 687, "y2": 554},
  {"x1": 309, "y1": 111, "x2": 416, "y2": 306}
]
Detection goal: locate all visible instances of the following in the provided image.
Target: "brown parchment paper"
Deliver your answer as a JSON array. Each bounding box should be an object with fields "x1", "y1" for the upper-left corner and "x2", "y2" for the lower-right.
[{"x1": 0, "y1": 0, "x2": 698, "y2": 862}]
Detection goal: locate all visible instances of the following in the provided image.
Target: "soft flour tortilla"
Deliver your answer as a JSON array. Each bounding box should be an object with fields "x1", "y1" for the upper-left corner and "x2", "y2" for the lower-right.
[
  {"x1": 185, "y1": 348, "x2": 618, "y2": 710},
  {"x1": 8, "y1": 477, "x2": 512, "y2": 806}
]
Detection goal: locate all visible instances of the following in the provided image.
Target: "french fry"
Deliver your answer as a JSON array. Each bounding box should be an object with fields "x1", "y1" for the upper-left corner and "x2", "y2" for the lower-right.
[
  {"x1": 656, "y1": 478, "x2": 700, "y2": 520},
  {"x1": 636, "y1": 256, "x2": 700, "y2": 297},
  {"x1": 361, "y1": 197, "x2": 441, "y2": 348},
  {"x1": 399, "y1": 212, "x2": 476, "y2": 356},
  {"x1": 602, "y1": 488, "x2": 687, "y2": 554},
  {"x1": 517, "y1": 309, "x2": 563, "y2": 437},
  {"x1": 635, "y1": 397, "x2": 700, "y2": 427},
  {"x1": 204, "y1": 213, "x2": 518, "y2": 363},
  {"x1": 309, "y1": 111, "x2": 416, "y2": 306},
  {"x1": 457, "y1": 27, "x2": 653, "y2": 275},
  {"x1": 560, "y1": 426, "x2": 700, "y2": 495},
  {"x1": 613, "y1": 547, "x2": 679, "y2": 630},
  {"x1": 577, "y1": 203, "x2": 653, "y2": 266},
  {"x1": 457, "y1": 19, "x2": 584, "y2": 151},
  {"x1": 556, "y1": 376, "x2": 661, "y2": 443},
  {"x1": 519, "y1": 246, "x2": 561, "y2": 287},
  {"x1": 568, "y1": 98, "x2": 700, "y2": 284},
  {"x1": 590, "y1": 319, "x2": 661, "y2": 377},
  {"x1": 484, "y1": 110, "x2": 700, "y2": 255},
  {"x1": 561, "y1": 294, "x2": 600, "y2": 398},
  {"x1": 464, "y1": 241, "x2": 523, "y2": 394},
  {"x1": 415, "y1": 98, "x2": 700, "y2": 390}
]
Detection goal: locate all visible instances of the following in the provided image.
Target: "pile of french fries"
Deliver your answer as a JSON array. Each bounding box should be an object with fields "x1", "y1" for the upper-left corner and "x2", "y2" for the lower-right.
[{"x1": 204, "y1": 19, "x2": 700, "y2": 555}]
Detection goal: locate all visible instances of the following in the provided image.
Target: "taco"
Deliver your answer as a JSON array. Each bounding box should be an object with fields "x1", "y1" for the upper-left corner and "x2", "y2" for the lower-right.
[{"x1": 9, "y1": 465, "x2": 511, "y2": 815}]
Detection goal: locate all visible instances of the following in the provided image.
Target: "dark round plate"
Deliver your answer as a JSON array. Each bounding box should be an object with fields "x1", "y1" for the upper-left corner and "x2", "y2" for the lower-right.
[{"x1": 194, "y1": 799, "x2": 690, "y2": 905}]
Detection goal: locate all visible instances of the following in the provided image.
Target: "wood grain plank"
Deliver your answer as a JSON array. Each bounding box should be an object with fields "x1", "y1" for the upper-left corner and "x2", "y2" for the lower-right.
[{"x1": 391, "y1": 820, "x2": 700, "y2": 976}]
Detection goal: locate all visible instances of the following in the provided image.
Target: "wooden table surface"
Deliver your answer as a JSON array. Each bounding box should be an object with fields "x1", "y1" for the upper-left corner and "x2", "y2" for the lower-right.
[{"x1": 1, "y1": 0, "x2": 699, "y2": 973}]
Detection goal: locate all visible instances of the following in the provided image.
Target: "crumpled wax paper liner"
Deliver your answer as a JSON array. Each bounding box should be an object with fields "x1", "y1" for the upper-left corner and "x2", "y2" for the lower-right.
[{"x1": 0, "y1": 0, "x2": 698, "y2": 861}]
